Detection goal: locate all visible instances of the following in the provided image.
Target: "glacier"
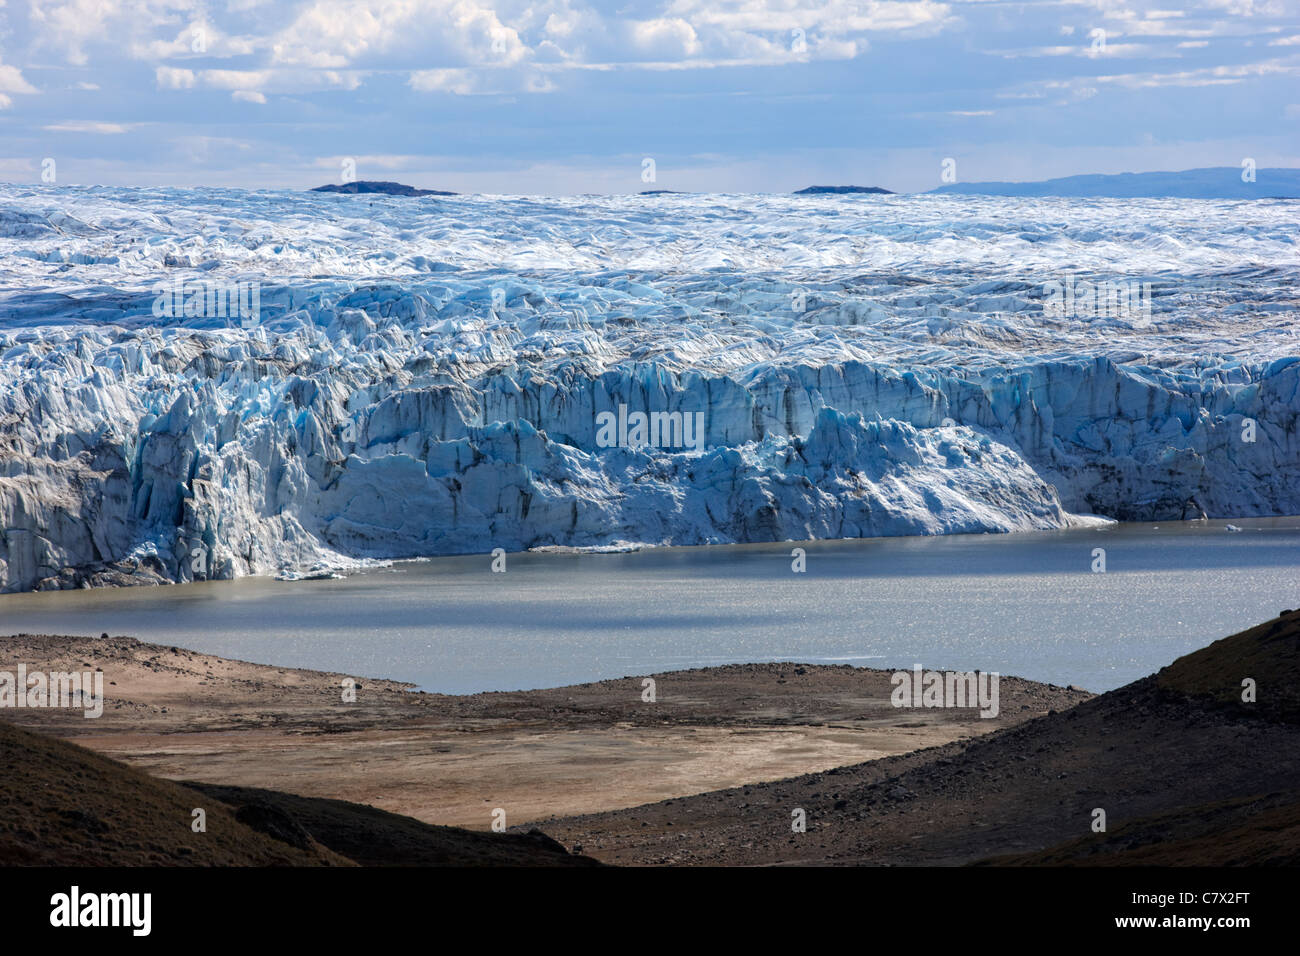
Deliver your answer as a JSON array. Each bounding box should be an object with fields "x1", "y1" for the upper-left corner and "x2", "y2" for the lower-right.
[{"x1": 0, "y1": 185, "x2": 1297, "y2": 592}]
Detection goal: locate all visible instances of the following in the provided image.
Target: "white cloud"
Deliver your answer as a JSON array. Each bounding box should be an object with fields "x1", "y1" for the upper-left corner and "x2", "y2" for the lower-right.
[
  {"x1": 131, "y1": 21, "x2": 258, "y2": 60},
  {"x1": 190, "y1": 69, "x2": 363, "y2": 94},
  {"x1": 1011, "y1": 79, "x2": 1099, "y2": 105},
  {"x1": 43, "y1": 120, "x2": 132, "y2": 133},
  {"x1": 29, "y1": 0, "x2": 194, "y2": 65},
  {"x1": 200, "y1": 69, "x2": 274, "y2": 90},
  {"x1": 664, "y1": 0, "x2": 951, "y2": 34},
  {"x1": 312, "y1": 153, "x2": 424, "y2": 170},
  {"x1": 250, "y1": 0, "x2": 941, "y2": 81},
  {"x1": 998, "y1": 42, "x2": 1156, "y2": 58},
  {"x1": 1097, "y1": 57, "x2": 1298, "y2": 88},
  {"x1": 232, "y1": 90, "x2": 267, "y2": 103},
  {"x1": 271, "y1": 0, "x2": 527, "y2": 68},
  {"x1": 155, "y1": 66, "x2": 196, "y2": 89},
  {"x1": 631, "y1": 18, "x2": 702, "y2": 58},
  {"x1": 0, "y1": 61, "x2": 39, "y2": 95},
  {"x1": 169, "y1": 134, "x2": 257, "y2": 166},
  {"x1": 409, "y1": 68, "x2": 555, "y2": 95},
  {"x1": 1199, "y1": 0, "x2": 1286, "y2": 14},
  {"x1": 409, "y1": 68, "x2": 480, "y2": 95}
]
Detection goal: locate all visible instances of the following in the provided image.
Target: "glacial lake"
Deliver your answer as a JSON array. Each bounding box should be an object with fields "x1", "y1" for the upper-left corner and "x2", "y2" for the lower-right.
[{"x1": 1, "y1": 519, "x2": 1297, "y2": 695}]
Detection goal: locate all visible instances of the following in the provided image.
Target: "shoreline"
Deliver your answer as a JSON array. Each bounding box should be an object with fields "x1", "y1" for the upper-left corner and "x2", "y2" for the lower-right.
[{"x1": 12, "y1": 513, "x2": 1299, "y2": 598}]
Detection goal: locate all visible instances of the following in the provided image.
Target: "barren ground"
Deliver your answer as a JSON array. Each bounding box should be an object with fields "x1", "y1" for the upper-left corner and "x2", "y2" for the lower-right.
[{"x1": 0, "y1": 633, "x2": 1086, "y2": 828}]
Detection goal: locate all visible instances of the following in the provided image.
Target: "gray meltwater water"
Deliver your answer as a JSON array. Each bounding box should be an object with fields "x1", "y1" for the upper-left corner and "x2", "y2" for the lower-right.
[{"x1": 1, "y1": 519, "x2": 1297, "y2": 695}]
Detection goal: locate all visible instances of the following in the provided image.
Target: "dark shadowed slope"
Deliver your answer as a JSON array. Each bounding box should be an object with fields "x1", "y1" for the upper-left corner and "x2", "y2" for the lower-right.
[
  {"x1": 539, "y1": 610, "x2": 1300, "y2": 866},
  {"x1": 977, "y1": 791, "x2": 1300, "y2": 866},
  {"x1": 0, "y1": 720, "x2": 597, "y2": 866},
  {"x1": 0, "y1": 719, "x2": 347, "y2": 865},
  {"x1": 189, "y1": 783, "x2": 599, "y2": 867}
]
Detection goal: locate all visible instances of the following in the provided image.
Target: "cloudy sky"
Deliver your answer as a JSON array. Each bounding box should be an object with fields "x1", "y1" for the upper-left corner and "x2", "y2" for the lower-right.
[{"x1": 0, "y1": 0, "x2": 1297, "y2": 193}]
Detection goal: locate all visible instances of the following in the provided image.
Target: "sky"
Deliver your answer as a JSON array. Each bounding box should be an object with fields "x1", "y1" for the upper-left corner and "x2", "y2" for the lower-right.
[{"x1": 0, "y1": 0, "x2": 1297, "y2": 193}]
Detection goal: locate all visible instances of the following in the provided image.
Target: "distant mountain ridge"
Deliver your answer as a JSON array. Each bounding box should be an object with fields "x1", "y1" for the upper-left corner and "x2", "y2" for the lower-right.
[
  {"x1": 929, "y1": 167, "x2": 1300, "y2": 199},
  {"x1": 312, "y1": 181, "x2": 457, "y2": 197}
]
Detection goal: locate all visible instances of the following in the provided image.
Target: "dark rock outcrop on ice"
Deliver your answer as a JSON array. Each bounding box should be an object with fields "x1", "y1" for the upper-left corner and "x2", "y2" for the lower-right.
[
  {"x1": 311, "y1": 181, "x2": 457, "y2": 197},
  {"x1": 794, "y1": 185, "x2": 893, "y2": 195}
]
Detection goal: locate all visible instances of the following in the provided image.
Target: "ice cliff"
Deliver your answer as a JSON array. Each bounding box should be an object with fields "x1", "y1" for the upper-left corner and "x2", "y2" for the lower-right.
[{"x1": 0, "y1": 186, "x2": 1296, "y2": 591}]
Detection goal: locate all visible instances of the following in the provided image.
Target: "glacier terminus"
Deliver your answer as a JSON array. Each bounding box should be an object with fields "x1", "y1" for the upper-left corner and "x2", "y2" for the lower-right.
[{"x1": 0, "y1": 186, "x2": 1296, "y2": 592}]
